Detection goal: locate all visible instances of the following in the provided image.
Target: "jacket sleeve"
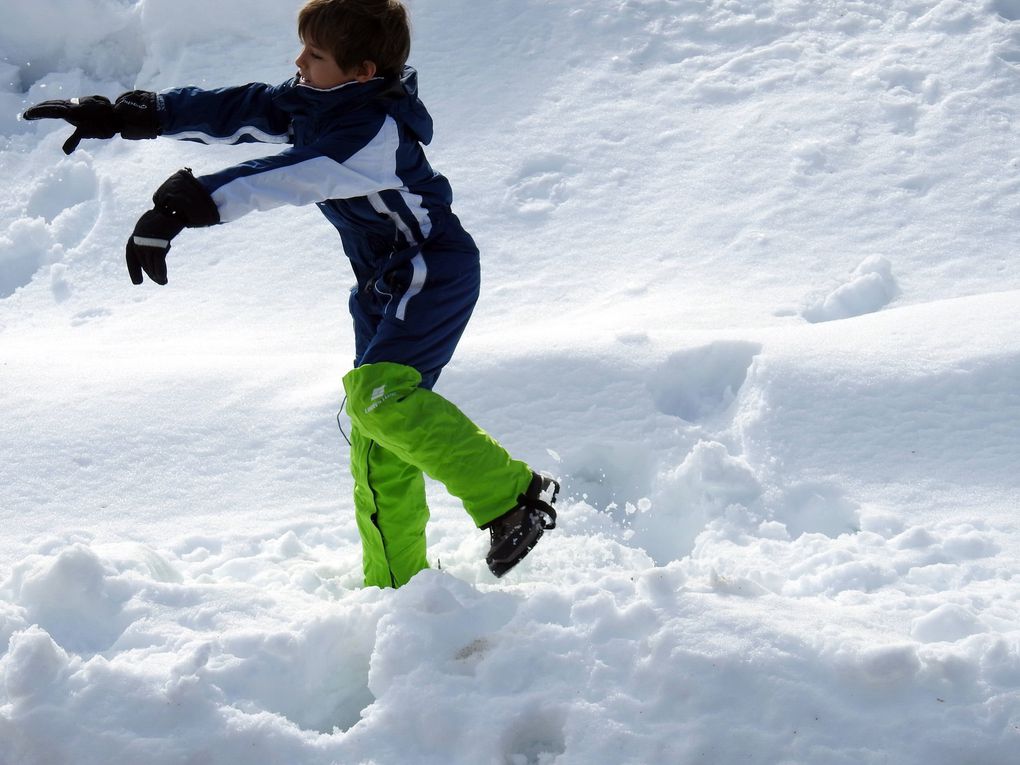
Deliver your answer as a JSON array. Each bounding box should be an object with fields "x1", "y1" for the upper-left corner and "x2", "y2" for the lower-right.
[
  {"x1": 156, "y1": 82, "x2": 292, "y2": 145},
  {"x1": 194, "y1": 116, "x2": 401, "y2": 223}
]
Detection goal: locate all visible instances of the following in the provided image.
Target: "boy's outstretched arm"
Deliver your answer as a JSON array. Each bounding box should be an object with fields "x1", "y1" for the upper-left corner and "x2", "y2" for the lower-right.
[
  {"x1": 125, "y1": 127, "x2": 396, "y2": 284},
  {"x1": 126, "y1": 122, "x2": 404, "y2": 283},
  {"x1": 157, "y1": 83, "x2": 292, "y2": 146},
  {"x1": 22, "y1": 81, "x2": 292, "y2": 154},
  {"x1": 21, "y1": 91, "x2": 158, "y2": 155}
]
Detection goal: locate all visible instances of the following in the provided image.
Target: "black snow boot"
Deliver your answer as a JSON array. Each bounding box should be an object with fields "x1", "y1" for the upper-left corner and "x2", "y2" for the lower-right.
[{"x1": 483, "y1": 472, "x2": 559, "y2": 577}]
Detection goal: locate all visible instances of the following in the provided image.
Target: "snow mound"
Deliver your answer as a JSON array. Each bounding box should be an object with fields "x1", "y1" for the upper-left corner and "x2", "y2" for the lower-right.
[
  {"x1": 801, "y1": 255, "x2": 899, "y2": 323},
  {"x1": 2, "y1": 533, "x2": 1018, "y2": 764},
  {"x1": 0, "y1": 156, "x2": 100, "y2": 299},
  {"x1": 0, "y1": 0, "x2": 143, "y2": 89}
]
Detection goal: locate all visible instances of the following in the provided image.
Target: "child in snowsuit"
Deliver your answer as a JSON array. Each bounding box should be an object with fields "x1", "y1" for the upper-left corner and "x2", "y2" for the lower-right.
[{"x1": 22, "y1": 0, "x2": 558, "y2": 588}]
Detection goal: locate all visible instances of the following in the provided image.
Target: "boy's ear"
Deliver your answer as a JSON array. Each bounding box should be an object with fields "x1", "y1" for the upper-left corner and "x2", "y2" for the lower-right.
[{"x1": 353, "y1": 60, "x2": 378, "y2": 81}]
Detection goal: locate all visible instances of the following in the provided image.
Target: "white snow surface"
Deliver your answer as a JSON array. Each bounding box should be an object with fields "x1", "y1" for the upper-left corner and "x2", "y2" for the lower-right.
[{"x1": 2, "y1": 0, "x2": 1020, "y2": 762}]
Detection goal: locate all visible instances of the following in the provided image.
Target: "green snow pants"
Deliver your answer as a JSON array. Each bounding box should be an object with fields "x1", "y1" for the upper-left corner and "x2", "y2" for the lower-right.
[{"x1": 343, "y1": 361, "x2": 533, "y2": 588}]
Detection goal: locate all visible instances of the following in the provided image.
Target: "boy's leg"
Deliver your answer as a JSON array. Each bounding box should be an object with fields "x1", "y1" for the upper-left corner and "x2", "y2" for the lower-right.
[
  {"x1": 350, "y1": 232, "x2": 533, "y2": 526},
  {"x1": 345, "y1": 223, "x2": 540, "y2": 579},
  {"x1": 350, "y1": 422, "x2": 430, "y2": 588},
  {"x1": 348, "y1": 277, "x2": 432, "y2": 588},
  {"x1": 344, "y1": 361, "x2": 533, "y2": 528}
]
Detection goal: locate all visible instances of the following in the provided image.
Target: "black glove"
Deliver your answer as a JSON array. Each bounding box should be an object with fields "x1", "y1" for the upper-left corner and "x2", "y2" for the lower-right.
[
  {"x1": 22, "y1": 91, "x2": 159, "y2": 154},
  {"x1": 125, "y1": 210, "x2": 184, "y2": 285},
  {"x1": 126, "y1": 169, "x2": 220, "y2": 285}
]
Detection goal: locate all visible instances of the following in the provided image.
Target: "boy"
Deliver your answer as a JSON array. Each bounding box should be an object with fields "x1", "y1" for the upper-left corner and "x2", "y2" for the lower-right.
[{"x1": 22, "y1": 0, "x2": 558, "y2": 588}]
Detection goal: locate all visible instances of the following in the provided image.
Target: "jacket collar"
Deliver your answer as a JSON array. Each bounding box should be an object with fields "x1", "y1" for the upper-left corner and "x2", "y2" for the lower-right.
[
  {"x1": 273, "y1": 74, "x2": 390, "y2": 113},
  {"x1": 272, "y1": 67, "x2": 434, "y2": 144}
]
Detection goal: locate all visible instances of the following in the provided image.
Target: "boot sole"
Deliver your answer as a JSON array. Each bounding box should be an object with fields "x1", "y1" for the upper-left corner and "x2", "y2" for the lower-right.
[{"x1": 487, "y1": 522, "x2": 546, "y2": 578}]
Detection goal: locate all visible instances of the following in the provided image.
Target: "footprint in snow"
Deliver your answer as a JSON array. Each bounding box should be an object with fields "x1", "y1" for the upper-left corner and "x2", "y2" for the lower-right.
[
  {"x1": 648, "y1": 340, "x2": 762, "y2": 423},
  {"x1": 502, "y1": 707, "x2": 567, "y2": 765},
  {"x1": 859, "y1": 55, "x2": 942, "y2": 135},
  {"x1": 504, "y1": 154, "x2": 574, "y2": 217},
  {"x1": 70, "y1": 307, "x2": 112, "y2": 326}
]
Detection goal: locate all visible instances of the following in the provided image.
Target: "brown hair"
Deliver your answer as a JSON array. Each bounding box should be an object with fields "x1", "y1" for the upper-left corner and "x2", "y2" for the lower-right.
[{"x1": 298, "y1": 0, "x2": 411, "y2": 79}]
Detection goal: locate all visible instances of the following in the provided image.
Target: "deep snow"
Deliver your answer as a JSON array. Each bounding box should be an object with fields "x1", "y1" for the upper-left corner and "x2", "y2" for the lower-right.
[{"x1": 2, "y1": 0, "x2": 1020, "y2": 763}]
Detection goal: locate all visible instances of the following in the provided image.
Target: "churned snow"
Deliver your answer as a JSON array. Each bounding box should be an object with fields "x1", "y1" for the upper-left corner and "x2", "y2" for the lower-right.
[{"x1": 2, "y1": 1, "x2": 1020, "y2": 763}]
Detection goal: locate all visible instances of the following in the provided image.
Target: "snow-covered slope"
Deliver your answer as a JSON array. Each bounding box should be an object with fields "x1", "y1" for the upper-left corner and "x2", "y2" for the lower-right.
[{"x1": 2, "y1": 1, "x2": 1019, "y2": 763}]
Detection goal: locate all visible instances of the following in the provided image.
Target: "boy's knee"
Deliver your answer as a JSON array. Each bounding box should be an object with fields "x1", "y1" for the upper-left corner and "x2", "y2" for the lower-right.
[{"x1": 343, "y1": 362, "x2": 422, "y2": 429}]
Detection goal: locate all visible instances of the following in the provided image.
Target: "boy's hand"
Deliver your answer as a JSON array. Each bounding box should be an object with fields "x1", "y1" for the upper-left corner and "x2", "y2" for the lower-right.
[
  {"x1": 22, "y1": 91, "x2": 159, "y2": 155},
  {"x1": 22, "y1": 96, "x2": 120, "y2": 154},
  {"x1": 125, "y1": 168, "x2": 220, "y2": 285},
  {"x1": 126, "y1": 210, "x2": 185, "y2": 285}
]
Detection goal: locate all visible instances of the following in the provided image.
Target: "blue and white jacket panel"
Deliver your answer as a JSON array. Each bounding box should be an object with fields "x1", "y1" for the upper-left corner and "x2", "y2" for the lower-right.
[{"x1": 154, "y1": 69, "x2": 460, "y2": 268}]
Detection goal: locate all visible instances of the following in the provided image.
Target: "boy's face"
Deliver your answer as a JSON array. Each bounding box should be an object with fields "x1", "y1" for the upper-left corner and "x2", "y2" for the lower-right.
[{"x1": 295, "y1": 41, "x2": 357, "y2": 89}]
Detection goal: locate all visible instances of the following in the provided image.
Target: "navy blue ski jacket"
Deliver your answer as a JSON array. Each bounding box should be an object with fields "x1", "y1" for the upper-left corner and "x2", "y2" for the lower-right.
[
  {"x1": 155, "y1": 67, "x2": 480, "y2": 386},
  {"x1": 157, "y1": 68, "x2": 462, "y2": 263}
]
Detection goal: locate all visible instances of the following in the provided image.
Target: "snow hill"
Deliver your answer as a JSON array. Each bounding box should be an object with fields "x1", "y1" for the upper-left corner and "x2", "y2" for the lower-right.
[{"x1": 2, "y1": 0, "x2": 1020, "y2": 762}]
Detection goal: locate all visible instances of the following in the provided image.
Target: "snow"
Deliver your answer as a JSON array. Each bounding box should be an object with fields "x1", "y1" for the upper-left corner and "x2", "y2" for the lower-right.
[{"x1": 2, "y1": 0, "x2": 1020, "y2": 762}]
